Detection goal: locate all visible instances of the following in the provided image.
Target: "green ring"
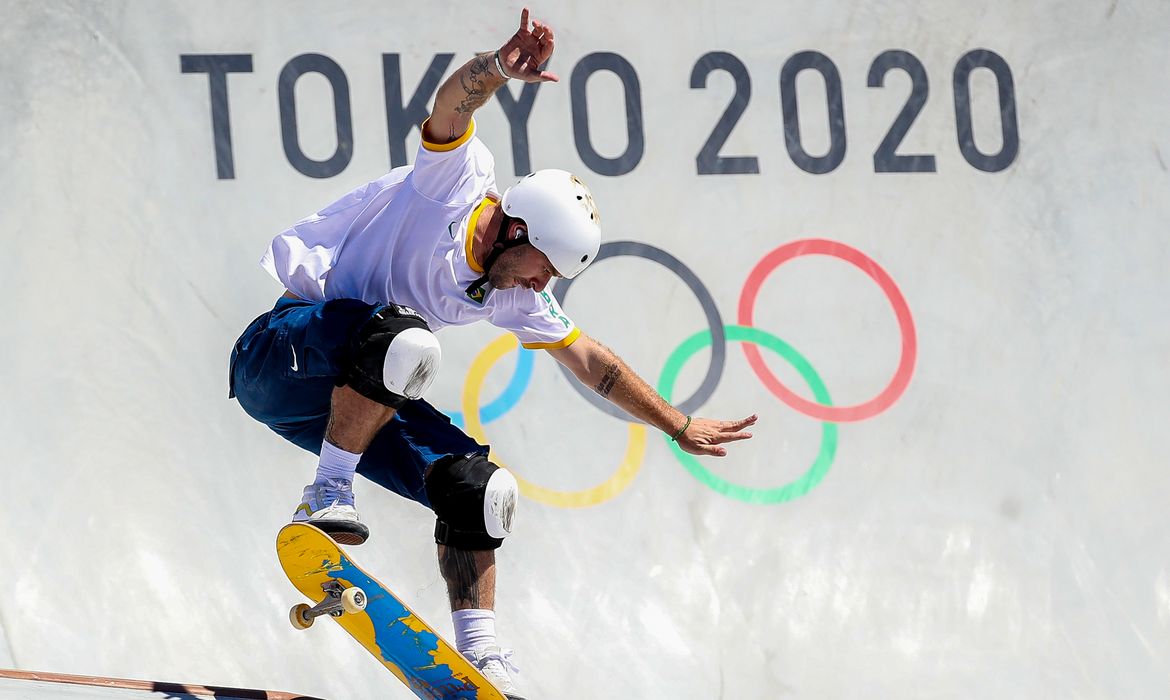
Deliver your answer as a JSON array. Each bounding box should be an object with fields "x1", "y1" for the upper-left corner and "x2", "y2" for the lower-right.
[{"x1": 657, "y1": 325, "x2": 838, "y2": 504}]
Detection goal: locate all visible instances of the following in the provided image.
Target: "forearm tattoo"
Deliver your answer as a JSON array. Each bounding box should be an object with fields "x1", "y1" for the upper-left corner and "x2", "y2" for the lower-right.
[
  {"x1": 455, "y1": 53, "x2": 496, "y2": 115},
  {"x1": 439, "y1": 546, "x2": 481, "y2": 609},
  {"x1": 595, "y1": 362, "x2": 622, "y2": 398}
]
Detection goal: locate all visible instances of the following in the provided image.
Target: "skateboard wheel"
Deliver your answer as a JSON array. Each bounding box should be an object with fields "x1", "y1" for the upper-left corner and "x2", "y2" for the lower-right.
[
  {"x1": 341, "y1": 587, "x2": 367, "y2": 614},
  {"x1": 290, "y1": 603, "x2": 314, "y2": 630}
]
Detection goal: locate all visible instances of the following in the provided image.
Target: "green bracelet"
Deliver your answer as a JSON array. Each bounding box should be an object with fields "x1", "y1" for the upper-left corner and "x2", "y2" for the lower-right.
[{"x1": 670, "y1": 415, "x2": 692, "y2": 442}]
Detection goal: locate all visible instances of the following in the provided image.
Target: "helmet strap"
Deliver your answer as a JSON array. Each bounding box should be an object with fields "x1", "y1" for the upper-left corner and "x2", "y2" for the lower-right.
[{"x1": 464, "y1": 222, "x2": 530, "y2": 299}]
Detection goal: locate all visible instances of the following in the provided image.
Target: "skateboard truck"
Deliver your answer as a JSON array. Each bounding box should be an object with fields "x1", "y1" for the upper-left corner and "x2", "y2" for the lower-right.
[{"x1": 289, "y1": 581, "x2": 367, "y2": 630}]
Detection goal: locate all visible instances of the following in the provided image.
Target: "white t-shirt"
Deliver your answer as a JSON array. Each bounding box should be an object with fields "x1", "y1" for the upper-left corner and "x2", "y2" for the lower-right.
[{"x1": 260, "y1": 120, "x2": 580, "y2": 350}]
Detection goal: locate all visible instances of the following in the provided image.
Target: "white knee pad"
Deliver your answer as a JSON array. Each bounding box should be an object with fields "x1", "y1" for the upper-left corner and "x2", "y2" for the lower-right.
[
  {"x1": 348, "y1": 304, "x2": 440, "y2": 408},
  {"x1": 382, "y1": 326, "x2": 441, "y2": 400},
  {"x1": 483, "y1": 468, "x2": 518, "y2": 539}
]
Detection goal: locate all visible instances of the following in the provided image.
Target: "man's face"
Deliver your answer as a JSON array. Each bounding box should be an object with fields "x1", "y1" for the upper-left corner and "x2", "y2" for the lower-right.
[{"x1": 488, "y1": 243, "x2": 559, "y2": 292}]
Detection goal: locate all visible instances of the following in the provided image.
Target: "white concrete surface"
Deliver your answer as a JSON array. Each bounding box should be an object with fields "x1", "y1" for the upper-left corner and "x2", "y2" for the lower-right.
[
  {"x1": 1, "y1": 1, "x2": 1168, "y2": 699},
  {"x1": 0, "y1": 682, "x2": 138, "y2": 700},
  {"x1": 0, "y1": 633, "x2": 11, "y2": 670},
  {"x1": 0, "y1": 682, "x2": 176, "y2": 700}
]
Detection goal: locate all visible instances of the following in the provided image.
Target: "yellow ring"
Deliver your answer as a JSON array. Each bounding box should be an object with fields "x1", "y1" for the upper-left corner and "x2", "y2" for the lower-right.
[{"x1": 461, "y1": 334, "x2": 646, "y2": 508}]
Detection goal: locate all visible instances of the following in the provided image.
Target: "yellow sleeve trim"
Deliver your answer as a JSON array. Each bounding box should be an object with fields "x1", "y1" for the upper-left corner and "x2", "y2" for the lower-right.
[
  {"x1": 522, "y1": 327, "x2": 582, "y2": 350},
  {"x1": 421, "y1": 118, "x2": 476, "y2": 152}
]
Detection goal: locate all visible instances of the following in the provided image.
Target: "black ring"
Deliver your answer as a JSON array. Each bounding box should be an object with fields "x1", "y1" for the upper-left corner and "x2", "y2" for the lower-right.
[{"x1": 552, "y1": 241, "x2": 726, "y2": 421}]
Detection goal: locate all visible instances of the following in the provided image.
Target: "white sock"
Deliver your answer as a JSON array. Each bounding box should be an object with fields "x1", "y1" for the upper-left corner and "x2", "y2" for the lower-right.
[
  {"x1": 315, "y1": 440, "x2": 361, "y2": 484},
  {"x1": 452, "y1": 608, "x2": 496, "y2": 656}
]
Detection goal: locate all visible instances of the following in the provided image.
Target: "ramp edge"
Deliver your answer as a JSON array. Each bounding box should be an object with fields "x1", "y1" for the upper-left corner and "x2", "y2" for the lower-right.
[{"x1": 0, "y1": 669, "x2": 325, "y2": 700}]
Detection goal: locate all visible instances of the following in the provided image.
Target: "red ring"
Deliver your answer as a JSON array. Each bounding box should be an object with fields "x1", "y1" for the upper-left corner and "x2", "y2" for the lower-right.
[{"x1": 737, "y1": 239, "x2": 916, "y2": 422}]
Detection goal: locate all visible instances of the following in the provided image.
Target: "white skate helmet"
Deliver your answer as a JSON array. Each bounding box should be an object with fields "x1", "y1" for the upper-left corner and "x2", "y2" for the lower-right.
[{"x1": 501, "y1": 169, "x2": 602, "y2": 279}]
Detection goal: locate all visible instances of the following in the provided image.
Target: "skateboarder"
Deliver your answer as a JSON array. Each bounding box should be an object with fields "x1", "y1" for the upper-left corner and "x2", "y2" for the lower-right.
[{"x1": 230, "y1": 8, "x2": 756, "y2": 696}]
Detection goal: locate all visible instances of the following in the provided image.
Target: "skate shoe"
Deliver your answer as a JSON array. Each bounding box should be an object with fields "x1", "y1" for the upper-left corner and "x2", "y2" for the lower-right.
[
  {"x1": 291, "y1": 478, "x2": 370, "y2": 545},
  {"x1": 465, "y1": 646, "x2": 525, "y2": 700}
]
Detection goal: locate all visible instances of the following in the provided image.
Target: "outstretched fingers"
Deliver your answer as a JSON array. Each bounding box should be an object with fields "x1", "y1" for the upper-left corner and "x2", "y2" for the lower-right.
[
  {"x1": 721, "y1": 414, "x2": 758, "y2": 439},
  {"x1": 532, "y1": 19, "x2": 554, "y2": 47},
  {"x1": 507, "y1": 9, "x2": 559, "y2": 83},
  {"x1": 678, "y1": 414, "x2": 758, "y2": 457},
  {"x1": 703, "y1": 414, "x2": 758, "y2": 444},
  {"x1": 696, "y1": 445, "x2": 729, "y2": 457},
  {"x1": 714, "y1": 430, "x2": 753, "y2": 444},
  {"x1": 712, "y1": 424, "x2": 754, "y2": 444},
  {"x1": 536, "y1": 22, "x2": 556, "y2": 79}
]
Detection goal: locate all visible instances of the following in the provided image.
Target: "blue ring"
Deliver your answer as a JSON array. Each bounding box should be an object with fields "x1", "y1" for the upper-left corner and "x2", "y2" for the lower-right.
[{"x1": 447, "y1": 346, "x2": 535, "y2": 428}]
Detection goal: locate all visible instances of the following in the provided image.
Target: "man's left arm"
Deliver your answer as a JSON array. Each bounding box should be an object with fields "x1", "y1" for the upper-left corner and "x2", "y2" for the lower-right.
[{"x1": 547, "y1": 333, "x2": 757, "y2": 457}]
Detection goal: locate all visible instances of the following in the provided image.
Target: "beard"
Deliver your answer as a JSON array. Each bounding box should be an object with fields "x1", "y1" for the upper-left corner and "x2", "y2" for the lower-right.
[{"x1": 486, "y1": 249, "x2": 524, "y2": 289}]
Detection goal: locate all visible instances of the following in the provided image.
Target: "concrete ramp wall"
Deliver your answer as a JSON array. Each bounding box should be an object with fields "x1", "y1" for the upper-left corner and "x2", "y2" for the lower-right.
[{"x1": 1, "y1": 1, "x2": 1168, "y2": 699}]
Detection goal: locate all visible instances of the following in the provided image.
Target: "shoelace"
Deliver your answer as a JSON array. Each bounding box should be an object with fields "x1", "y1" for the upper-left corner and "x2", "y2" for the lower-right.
[
  {"x1": 317, "y1": 478, "x2": 354, "y2": 507},
  {"x1": 476, "y1": 647, "x2": 520, "y2": 675}
]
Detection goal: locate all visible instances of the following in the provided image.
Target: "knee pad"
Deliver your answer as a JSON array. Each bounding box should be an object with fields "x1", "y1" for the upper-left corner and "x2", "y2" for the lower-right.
[
  {"x1": 426, "y1": 453, "x2": 518, "y2": 550},
  {"x1": 345, "y1": 303, "x2": 441, "y2": 408}
]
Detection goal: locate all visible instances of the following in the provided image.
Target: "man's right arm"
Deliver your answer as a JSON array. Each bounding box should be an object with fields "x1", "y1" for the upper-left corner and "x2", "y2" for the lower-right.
[{"x1": 422, "y1": 7, "x2": 558, "y2": 146}]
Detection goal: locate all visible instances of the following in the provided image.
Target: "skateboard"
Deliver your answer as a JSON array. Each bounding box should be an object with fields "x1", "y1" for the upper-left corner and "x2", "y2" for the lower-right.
[{"x1": 276, "y1": 523, "x2": 507, "y2": 700}]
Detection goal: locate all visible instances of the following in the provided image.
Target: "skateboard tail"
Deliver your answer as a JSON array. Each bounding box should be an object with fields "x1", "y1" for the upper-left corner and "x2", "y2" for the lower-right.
[{"x1": 326, "y1": 558, "x2": 485, "y2": 697}]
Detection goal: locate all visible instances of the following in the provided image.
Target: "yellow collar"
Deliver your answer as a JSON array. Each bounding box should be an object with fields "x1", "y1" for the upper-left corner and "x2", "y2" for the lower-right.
[{"x1": 464, "y1": 196, "x2": 497, "y2": 273}]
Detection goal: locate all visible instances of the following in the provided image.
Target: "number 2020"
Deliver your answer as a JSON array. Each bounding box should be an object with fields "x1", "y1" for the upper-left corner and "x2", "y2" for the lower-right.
[{"x1": 691, "y1": 49, "x2": 1019, "y2": 175}]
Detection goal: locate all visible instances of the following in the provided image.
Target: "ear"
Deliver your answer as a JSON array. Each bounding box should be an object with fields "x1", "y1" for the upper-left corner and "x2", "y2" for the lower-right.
[{"x1": 508, "y1": 219, "x2": 528, "y2": 241}]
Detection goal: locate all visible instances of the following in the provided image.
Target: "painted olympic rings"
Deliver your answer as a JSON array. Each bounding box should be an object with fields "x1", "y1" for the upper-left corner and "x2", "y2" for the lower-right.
[
  {"x1": 552, "y1": 241, "x2": 726, "y2": 421},
  {"x1": 658, "y1": 325, "x2": 837, "y2": 503},
  {"x1": 461, "y1": 333, "x2": 647, "y2": 508},
  {"x1": 447, "y1": 347, "x2": 533, "y2": 429},
  {"x1": 443, "y1": 237, "x2": 916, "y2": 507},
  {"x1": 738, "y1": 238, "x2": 916, "y2": 422}
]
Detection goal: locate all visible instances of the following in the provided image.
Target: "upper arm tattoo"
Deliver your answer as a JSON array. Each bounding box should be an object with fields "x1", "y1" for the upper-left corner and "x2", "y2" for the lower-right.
[{"x1": 455, "y1": 53, "x2": 496, "y2": 115}]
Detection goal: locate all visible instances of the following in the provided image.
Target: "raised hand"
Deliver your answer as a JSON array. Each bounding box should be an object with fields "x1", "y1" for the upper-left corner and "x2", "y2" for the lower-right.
[
  {"x1": 498, "y1": 8, "x2": 558, "y2": 83},
  {"x1": 675, "y1": 415, "x2": 758, "y2": 457}
]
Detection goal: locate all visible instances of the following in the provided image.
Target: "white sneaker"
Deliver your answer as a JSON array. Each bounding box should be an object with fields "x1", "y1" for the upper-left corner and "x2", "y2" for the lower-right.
[
  {"x1": 291, "y1": 478, "x2": 370, "y2": 545},
  {"x1": 465, "y1": 646, "x2": 525, "y2": 700}
]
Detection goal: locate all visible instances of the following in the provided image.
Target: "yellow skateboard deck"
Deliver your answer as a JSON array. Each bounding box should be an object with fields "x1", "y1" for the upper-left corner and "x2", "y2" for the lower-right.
[{"x1": 277, "y1": 523, "x2": 506, "y2": 700}]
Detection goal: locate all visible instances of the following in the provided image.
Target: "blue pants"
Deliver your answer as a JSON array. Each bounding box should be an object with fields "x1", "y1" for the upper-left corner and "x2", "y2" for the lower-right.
[{"x1": 229, "y1": 296, "x2": 488, "y2": 508}]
